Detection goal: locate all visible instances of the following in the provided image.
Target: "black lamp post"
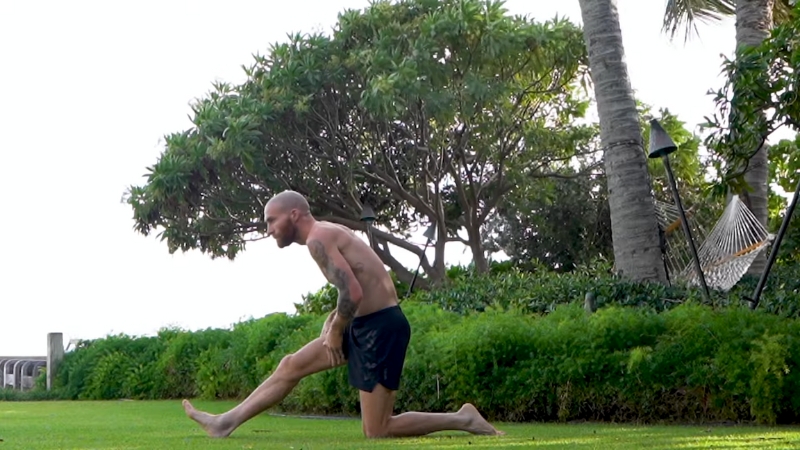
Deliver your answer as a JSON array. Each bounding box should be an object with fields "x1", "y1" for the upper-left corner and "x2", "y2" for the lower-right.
[
  {"x1": 406, "y1": 223, "x2": 436, "y2": 298},
  {"x1": 648, "y1": 118, "x2": 711, "y2": 302},
  {"x1": 747, "y1": 176, "x2": 800, "y2": 310},
  {"x1": 360, "y1": 203, "x2": 376, "y2": 248}
]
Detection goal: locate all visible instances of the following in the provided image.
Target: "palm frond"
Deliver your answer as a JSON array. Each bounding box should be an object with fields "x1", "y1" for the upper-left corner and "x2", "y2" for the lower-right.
[
  {"x1": 773, "y1": 0, "x2": 797, "y2": 25},
  {"x1": 664, "y1": 0, "x2": 796, "y2": 42},
  {"x1": 662, "y1": 0, "x2": 736, "y2": 42}
]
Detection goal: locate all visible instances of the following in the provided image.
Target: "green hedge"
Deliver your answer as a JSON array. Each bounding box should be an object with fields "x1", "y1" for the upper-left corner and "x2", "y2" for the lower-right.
[
  {"x1": 404, "y1": 261, "x2": 800, "y2": 317},
  {"x1": 54, "y1": 313, "x2": 315, "y2": 401},
  {"x1": 43, "y1": 300, "x2": 800, "y2": 425},
  {"x1": 22, "y1": 262, "x2": 799, "y2": 425}
]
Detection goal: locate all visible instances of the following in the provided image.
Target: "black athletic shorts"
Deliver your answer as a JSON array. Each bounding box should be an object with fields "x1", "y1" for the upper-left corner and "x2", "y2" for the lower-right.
[{"x1": 342, "y1": 305, "x2": 411, "y2": 392}]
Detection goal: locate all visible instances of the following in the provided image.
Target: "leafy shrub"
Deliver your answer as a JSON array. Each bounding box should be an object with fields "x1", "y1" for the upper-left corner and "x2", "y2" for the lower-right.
[
  {"x1": 402, "y1": 261, "x2": 799, "y2": 318},
  {"x1": 25, "y1": 261, "x2": 800, "y2": 426},
  {"x1": 52, "y1": 312, "x2": 312, "y2": 401},
  {"x1": 34, "y1": 299, "x2": 800, "y2": 425}
]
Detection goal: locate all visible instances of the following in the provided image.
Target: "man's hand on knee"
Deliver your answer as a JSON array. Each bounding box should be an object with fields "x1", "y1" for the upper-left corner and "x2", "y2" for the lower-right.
[
  {"x1": 320, "y1": 310, "x2": 337, "y2": 338},
  {"x1": 323, "y1": 327, "x2": 346, "y2": 367}
]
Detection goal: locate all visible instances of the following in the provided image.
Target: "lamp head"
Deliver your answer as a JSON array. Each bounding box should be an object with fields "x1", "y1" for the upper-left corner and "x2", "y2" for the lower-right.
[
  {"x1": 360, "y1": 204, "x2": 376, "y2": 223},
  {"x1": 423, "y1": 223, "x2": 436, "y2": 242},
  {"x1": 648, "y1": 118, "x2": 678, "y2": 159}
]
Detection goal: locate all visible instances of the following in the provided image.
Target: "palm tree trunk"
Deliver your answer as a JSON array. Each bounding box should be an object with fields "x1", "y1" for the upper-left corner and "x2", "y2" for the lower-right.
[
  {"x1": 579, "y1": 0, "x2": 668, "y2": 283},
  {"x1": 735, "y1": 0, "x2": 773, "y2": 276}
]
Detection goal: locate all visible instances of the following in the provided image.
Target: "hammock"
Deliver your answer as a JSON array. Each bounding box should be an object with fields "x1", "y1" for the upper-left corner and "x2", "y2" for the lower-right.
[{"x1": 655, "y1": 195, "x2": 774, "y2": 292}]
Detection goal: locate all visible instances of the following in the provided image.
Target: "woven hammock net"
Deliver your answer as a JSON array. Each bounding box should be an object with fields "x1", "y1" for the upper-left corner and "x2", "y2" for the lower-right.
[{"x1": 655, "y1": 195, "x2": 774, "y2": 292}]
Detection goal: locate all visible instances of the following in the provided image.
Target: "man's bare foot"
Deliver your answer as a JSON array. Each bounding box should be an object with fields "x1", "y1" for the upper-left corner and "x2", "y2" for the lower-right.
[
  {"x1": 182, "y1": 399, "x2": 235, "y2": 438},
  {"x1": 458, "y1": 403, "x2": 505, "y2": 436}
]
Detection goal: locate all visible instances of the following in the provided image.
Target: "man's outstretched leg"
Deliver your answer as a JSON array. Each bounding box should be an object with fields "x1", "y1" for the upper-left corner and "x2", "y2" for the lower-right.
[
  {"x1": 359, "y1": 383, "x2": 504, "y2": 438},
  {"x1": 183, "y1": 337, "x2": 340, "y2": 437}
]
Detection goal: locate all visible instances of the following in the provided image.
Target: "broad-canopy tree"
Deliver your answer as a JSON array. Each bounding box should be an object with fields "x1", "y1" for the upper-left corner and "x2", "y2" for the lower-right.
[{"x1": 125, "y1": 0, "x2": 592, "y2": 285}]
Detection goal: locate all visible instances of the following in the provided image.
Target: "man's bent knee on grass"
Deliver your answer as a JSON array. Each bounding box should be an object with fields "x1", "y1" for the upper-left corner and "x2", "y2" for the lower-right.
[{"x1": 183, "y1": 190, "x2": 503, "y2": 439}]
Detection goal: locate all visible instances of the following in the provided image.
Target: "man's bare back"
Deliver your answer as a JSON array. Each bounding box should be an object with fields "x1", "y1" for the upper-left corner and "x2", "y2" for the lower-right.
[{"x1": 307, "y1": 221, "x2": 398, "y2": 317}]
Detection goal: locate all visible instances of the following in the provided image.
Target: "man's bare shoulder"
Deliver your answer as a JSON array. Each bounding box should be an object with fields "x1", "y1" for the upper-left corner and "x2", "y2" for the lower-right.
[
  {"x1": 306, "y1": 221, "x2": 353, "y2": 245},
  {"x1": 323, "y1": 221, "x2": 357, "y2": 236}
]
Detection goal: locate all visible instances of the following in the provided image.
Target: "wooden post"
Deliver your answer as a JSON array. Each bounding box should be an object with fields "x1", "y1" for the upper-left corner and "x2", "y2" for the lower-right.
[
  {"x1": 584, "y1": 291, "x2": 596, "y2": 313},
  {"x1": 47, "y1": 333, "x2": 64, "y2": 391}
]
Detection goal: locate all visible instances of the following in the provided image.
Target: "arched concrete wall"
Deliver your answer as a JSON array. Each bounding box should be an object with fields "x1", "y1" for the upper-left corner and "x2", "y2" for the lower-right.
[{"x1": 2, "y1": 332, "x2": 64, "y2": 391}]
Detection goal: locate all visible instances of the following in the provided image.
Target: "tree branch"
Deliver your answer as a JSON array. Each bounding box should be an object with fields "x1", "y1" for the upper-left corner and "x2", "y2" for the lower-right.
[
  {"x1": 446, "y1": 235, "x2": 470, "y2": 245},
  {"x1": 358, "y1": 167, "x2": 437, "y2": 218},
  {"x1": 528, "y1": 161, "x2": 605, "y2": 180},
  {"x1": 318, "y1": 215, "x2": 425, "y2": 258},
  {"x1": 447, "y1": 158, "x2": 474, "y2": 229},
  {"x1": 243, "y1": 235, "x2": 271, "y2": 243},
  {"x1": 371, "y1": 238, "x2": 431, "y2": 290},
  {"x1": 479, "y1": 184, "x2": 514, "y2": 223}
]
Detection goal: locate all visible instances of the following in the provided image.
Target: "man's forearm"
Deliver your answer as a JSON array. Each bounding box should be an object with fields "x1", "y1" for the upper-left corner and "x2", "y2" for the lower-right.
[{"x1": 331, "y1": 293, "x2": 358, "y2": 330}]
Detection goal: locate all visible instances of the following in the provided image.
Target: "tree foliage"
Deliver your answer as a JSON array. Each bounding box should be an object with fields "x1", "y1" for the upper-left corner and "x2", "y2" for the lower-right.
[
  {"x1": 124, "y1": 0, "x2": 592, "y2": 283},
  {"x1": 767, "y1": 135, "x2": 800, "y2": 265},
  {"x1": 700, "y1": 4, "x2": 800, "y2": 264},
  {"x1": 703, "y1": 3, "x2": 800, "y2": 196},
  {"x1": 489, "y1": 105, "x2": 715, "y2": 272},
  {"x1": 700, "y1": 6, "x2": 800, "y2": 269}
]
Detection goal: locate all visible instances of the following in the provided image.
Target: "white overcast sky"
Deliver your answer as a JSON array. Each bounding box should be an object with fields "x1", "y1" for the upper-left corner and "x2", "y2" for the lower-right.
[{"x1": 0, "y1": 1, "x2": 792, "y2": 356}]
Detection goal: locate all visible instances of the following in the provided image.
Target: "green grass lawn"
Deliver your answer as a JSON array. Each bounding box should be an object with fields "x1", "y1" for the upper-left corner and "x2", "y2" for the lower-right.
[{"x1": 2, "y1": 400, "x2": 800, "y2": 449}]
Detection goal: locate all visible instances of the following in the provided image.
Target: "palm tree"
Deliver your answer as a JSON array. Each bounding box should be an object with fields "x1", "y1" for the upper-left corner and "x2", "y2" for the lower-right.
[
  {"x1": 578, "y1": 0, "x2": 668, "y2": 283},
  {"x1": 662, "y1": 0, "x2": 794, "y2": 276}
]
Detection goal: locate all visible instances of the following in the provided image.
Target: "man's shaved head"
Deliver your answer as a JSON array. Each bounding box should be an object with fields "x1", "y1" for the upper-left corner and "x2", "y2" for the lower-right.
[
  {"x1": 264, "y1": 190, "x2": 313, "y2": 248},
  {"x1": 265, "y1": 190, "x2": 310, "y2": 215}
]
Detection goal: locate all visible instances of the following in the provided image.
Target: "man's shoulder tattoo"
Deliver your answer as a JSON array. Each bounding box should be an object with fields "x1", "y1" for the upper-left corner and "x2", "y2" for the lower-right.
[{"x1": 308, "y1": 240, "x2": 328, "y2": 264}]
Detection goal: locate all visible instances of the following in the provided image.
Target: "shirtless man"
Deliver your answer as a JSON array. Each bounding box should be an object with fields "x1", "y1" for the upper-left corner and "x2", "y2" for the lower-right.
[{"x1": 182, "y1": 190, "x2": 503, "y2": 439}]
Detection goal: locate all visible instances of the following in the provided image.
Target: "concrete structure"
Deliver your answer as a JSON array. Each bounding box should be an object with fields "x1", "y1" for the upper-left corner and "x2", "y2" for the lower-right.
[
  {"x1": 1, "y1": 332, "x2": 65, "y2": 391},
  {"x1": 47, "y1": 332, "x2": 64, "y2": 391}
]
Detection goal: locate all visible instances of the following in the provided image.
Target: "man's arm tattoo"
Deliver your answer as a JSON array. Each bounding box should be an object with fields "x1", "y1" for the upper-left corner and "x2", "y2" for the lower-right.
[{"x1": 308, "y1": 240, "x2": 358, "y2": 322}]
